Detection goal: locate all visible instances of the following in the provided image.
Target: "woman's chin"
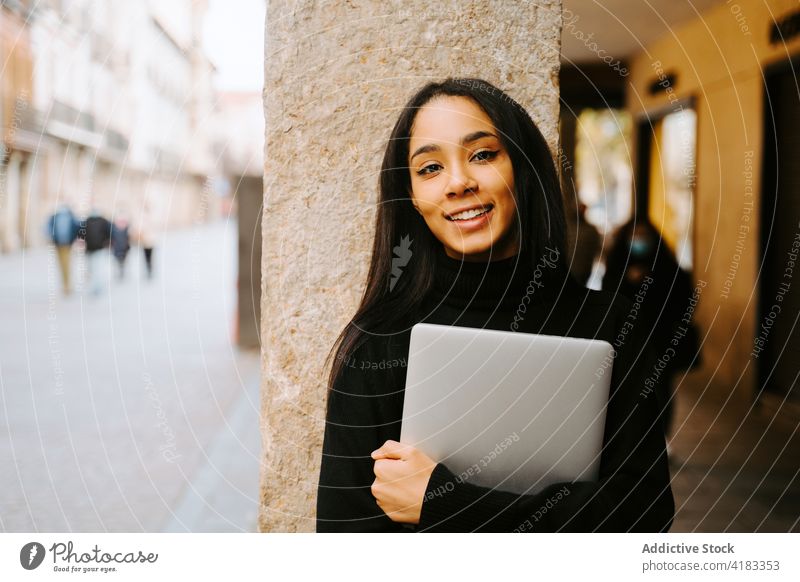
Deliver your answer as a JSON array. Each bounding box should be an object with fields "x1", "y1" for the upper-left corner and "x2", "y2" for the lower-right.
[{"x1": 445, "y1": 240, "x2": 514, "y2": 262}]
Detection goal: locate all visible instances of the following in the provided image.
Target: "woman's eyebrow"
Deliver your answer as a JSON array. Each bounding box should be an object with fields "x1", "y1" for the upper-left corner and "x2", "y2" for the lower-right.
[{"x1": 409, "y1": 131, "x2": 499, "y2": 162}]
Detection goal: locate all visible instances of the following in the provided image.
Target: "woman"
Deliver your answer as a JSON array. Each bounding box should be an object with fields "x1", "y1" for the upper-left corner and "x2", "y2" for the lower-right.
[{"x1": 316, "y1": 78, "x2": 674, "y2": 532}]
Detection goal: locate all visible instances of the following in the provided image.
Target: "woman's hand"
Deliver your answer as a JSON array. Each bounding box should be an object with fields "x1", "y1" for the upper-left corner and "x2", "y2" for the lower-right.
[{"x1": 371, "y1": 440, "x2": 437, "y2": 524}]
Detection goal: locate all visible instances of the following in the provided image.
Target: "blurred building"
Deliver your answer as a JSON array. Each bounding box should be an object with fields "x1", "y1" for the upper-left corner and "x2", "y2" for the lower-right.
[
  {"x1": 0, "y1": 0, "x2": 217, "y2": 252},
  {"x1": 0, "y1": 0, "x2": 36, "y2": 251},
  {"x1": 561, "y1": 0, "x2": 800, "y2": 405},
  {"x1": 213, "y1": 91, "x2": 264, "y2": 349}
]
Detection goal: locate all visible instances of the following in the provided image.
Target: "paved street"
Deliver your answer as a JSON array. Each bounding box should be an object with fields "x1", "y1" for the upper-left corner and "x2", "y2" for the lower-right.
[
  {"x1": 0, "y1": 221, "x2": 261, "y2": 532},
  {"x1": 669, "y1": 378, "x2": 800, "y2": 532}
]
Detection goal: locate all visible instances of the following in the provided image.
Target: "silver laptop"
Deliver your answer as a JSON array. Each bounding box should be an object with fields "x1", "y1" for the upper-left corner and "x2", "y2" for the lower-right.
[{"x1": 400, "y1": 323, "x2": 614, "y2": 496}]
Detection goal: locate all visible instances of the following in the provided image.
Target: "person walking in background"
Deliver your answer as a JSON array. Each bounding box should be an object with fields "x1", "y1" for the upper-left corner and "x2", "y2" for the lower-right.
[
  {"x1": 46, "y1": 204, "x2": 81, "y2": 295},
  {"x1": 137, "y1": 203, "x2": 157, "y2": 280},
  {"x1": 111, "y1": 216, "x2": 131, "y2": 281},
  {"x1": 602, "y1": 219, "x2": 701, "y2": 437},
  {"x1": 81, "y1": 210, "x2": 112, "y2": 295}
]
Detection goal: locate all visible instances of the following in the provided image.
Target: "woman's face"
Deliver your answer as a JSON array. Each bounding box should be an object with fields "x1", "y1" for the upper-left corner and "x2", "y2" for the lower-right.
[{"x1": 408, "y1": 96, "x2": 519, "y2": 262}]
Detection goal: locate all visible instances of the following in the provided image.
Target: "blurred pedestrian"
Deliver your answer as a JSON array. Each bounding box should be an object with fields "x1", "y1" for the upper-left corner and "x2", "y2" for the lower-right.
[
  {"x1": 603, "y1": 219, "x2": 700, "y2": 436},
  {"x1": 137, "y1": 217, "x2": 156, "y2": 280},
  {"x1": 111, "y1": 217, "x2": 131, "y2": 281},
  {"x1": 46, "y1": 204, "x2": 81, "y2": 295},
  {"x1": 82, "y1": 210, "x2": 112, "y2": 295},
  {"x1": 565, "y1": 202, "x2": 602, "y2": 286}
]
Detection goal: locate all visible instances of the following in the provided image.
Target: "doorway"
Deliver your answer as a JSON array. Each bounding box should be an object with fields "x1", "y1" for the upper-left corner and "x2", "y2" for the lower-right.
[{"x1": 760, "y1": 58, "x2": 800, "y2": 402}]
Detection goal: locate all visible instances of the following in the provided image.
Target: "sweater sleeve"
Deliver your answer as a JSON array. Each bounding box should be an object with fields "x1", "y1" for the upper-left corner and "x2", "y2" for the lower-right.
[
  {"x1": 417, "y1": 307, "x2": 675, "y2": 533},
  {"x1": 316, "y1": 340, "x2": 409, "y2": 532}
]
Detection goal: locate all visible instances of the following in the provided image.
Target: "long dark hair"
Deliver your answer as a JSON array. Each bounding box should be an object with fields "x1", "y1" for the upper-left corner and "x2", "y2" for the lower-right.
[{"x1": 325, "y1": 78, "x2": 569, "y2": 391}]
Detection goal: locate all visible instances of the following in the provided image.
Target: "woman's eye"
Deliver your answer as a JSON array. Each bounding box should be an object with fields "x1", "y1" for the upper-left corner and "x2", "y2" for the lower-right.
[
  {"x1": 472, "y1": 150, "x2": 498, "y2": 162},
  {"x1": 417, "y1": 163, "x2": 442, "y2": 176}
]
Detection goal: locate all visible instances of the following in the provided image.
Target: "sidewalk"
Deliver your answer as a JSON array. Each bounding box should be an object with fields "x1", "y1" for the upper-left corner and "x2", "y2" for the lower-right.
[
  {"x1": 669, "y1": 373, "x2": 799, "y2": 532},
  {"x1": 0, "y1": 221, "x2": 261, "y2": 532}
]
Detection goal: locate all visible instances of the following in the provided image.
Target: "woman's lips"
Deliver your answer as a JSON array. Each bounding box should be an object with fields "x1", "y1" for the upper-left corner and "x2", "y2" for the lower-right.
[{"x1": 447, "y1": 206, "x2": 494, "y2": 232}]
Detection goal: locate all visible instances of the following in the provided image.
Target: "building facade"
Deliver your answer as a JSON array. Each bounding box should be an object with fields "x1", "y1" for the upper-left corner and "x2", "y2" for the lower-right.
[
  {"x1": 625, "y1": 0, "x2": 800, "y2": 403},
  {"x1": 0, "y1": 0, "x2": 217, "y2": 253},
  {"x1": 560, "y1": 0, "x2": 800, "y2": 404}
]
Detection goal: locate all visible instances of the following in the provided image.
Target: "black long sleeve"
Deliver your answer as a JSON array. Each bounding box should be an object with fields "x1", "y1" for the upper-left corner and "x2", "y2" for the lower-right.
[{"x1": 316, "y1": 342, "x2": 410, "y2": 532}]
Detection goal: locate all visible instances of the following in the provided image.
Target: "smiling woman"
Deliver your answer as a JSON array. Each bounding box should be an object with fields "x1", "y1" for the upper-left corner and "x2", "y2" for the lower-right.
[{"x1": 316, "y1": 78, "x2": 674, "y2": 533}]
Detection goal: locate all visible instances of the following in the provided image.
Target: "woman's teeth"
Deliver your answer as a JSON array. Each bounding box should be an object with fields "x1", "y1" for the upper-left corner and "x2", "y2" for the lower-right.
[{"x1": 449, "y1": 206, "x2": 492, "y2": 221}]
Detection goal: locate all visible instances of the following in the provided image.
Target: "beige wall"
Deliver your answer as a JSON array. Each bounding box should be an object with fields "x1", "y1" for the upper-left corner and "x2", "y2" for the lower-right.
[
  {"x1": 627, "y1": 0, "x2": 800, "y2": 399},
  {"x1": 261, "y1": 0, "x2": 563, "y2": 532}
]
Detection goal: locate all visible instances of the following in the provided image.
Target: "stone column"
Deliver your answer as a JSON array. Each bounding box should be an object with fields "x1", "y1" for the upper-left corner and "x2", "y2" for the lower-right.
[{"x1": 261, "y1": 0, "x2": 563, "y2": 532}]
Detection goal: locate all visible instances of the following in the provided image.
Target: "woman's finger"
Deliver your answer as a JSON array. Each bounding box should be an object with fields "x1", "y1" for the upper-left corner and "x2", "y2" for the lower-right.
[{"x1": 371, "y1": 439, "x2": 407, "y2": 459}]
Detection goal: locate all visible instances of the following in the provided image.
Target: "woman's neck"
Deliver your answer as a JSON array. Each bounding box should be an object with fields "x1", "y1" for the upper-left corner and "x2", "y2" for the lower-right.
[{"x1": 427, "y1": 245, "x2": 541, "y2": 311}]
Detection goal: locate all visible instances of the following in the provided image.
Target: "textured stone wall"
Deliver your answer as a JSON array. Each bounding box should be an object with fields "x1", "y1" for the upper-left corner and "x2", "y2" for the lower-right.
[{"x1": 260, "y1": 0, "x2": 563, "y2": 532}]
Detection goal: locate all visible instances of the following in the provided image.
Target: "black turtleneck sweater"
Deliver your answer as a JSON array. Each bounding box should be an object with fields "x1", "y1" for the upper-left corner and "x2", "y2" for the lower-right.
[{"x1": 316, "y1": 248, "x2": 674, "y2": 532}]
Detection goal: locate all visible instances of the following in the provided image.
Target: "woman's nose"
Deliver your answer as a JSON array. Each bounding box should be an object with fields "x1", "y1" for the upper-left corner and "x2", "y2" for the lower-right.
[{"x1": 445, "y1": 164, "x2": 477, "y2": 198}]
